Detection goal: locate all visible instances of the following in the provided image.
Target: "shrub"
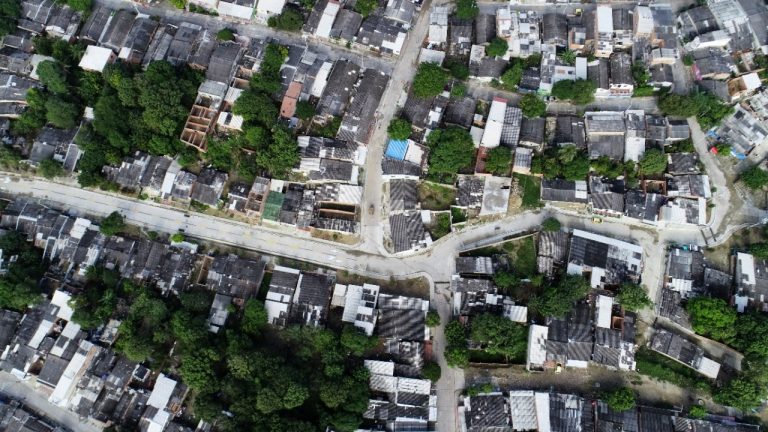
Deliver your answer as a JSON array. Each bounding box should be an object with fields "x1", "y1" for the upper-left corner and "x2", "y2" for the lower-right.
[
  {"x1": 387, "y1": 118, "x2": 412, "y2": 140},
  {"x1": 605, "y1": 388, "x2": 636, "y2": 412},
  {"x1": 216, "y1": 28, "x2": 235, "y2": 41},
  {"x1": 422, "y1": 361, "x2": 441, "y2": 382},
  {"x1": 541, "y1": 217, "x2": 561, "y2": 232}
]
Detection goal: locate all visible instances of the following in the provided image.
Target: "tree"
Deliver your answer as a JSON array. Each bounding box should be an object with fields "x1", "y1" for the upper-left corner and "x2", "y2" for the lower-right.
[
  {"x1": 233, "y1": 89, "x2": 278, "y2": 126},
  {"x1": 422, "y1": 361, "x2": 441, "y2": 382},
  {"x1": 733, "y1": 313, "x2": 768, "y2": 361},
  {"x1": 267, "y1": 8, "x2": 304, "y2": 31},
  {"x1": 37, "y1": 159, "x2": 65, "y2": 179},
  {"x1": 99, "y1": 211, "x2": 125, "y2": 236},
  {"x1": 713, "y1": 378, "x2": 764, "y2": 411},
  {"x1": 170, "y1": 233, "x2": 185, "y2": 242},
  {"x1": 686, "y1": 297, "x2": 737, "y2": 342},
  {"x1": 519, "y1": 93, "x2": 546, "y2": 118},
  {"x1": 340, "y1": 325, "x2": 377, "y2": 356},
  {"x1": 617, "y1": 283, "x2": 652, "y2": 312},
  {"x1": 741, "y1": 165, "x2": 768, "y2": 189},
  {"x1": 445, "y1": 347, "x2": 469, "y2": 368},
  {"x1": 499, "y1": 61, "x2": 523, "y2": 91},
  {"x1": 63, "y1": 0, "x2": 92, "y2": 12},
  {"x1": 412, "y1": 62, "x2": 448, "y2": 98},
  {"x1": 559, "y1": 49, "x2": 576, "y2": 66},
  {"x1": 0, "y1": 0, "x2": 20, "y2": 38},
  {"x1": 592, "y1": 156, "x2": 623, "y2": 178},
  {"x1": 36, "y1": 60, "x2": 68, "y2": 94},
  {"x1": 605, "y1": 388, "x2": 636, "y2": 412},
  {"x1": 445, "y1": 320, "x2": 466, "y2": 347},
  {"x1": 688, "y1": 405, "x2": 707, "y2": 419},
  {"x1": 426, "y1": 310, "x2": 440, "y2": 327},
  {"x1": 45, "y1": 97, "x2": 80, "y2": 129},
  {"x1": 180, "y1": 348, "x2": 221, "y2": 393},
  {"x1": 632, "y1": 62, "x2": 650, "y2": 86},
  {"x1": 493, "y1": 271, "x2": 519, "y2": 291},
  {"x1": 445, "y1": 60, "x2": 469, "y2": 80},
  {"x1": 487, "y1": 37, "x2": 508, "y2": 57},
  {"x1": 255, "y1": 126, "x2": 299, "y2": 178},
  {"x1": 455, "y1": 0, "x2": 478, "y2": 19},
  {"x1": 484, "y1": 147, "x2": 511, "y2": 175},
  {"x1": 470, "y1": 313, "x2": 527, "y2": 362},
  {"x1": 551, "y1": 79, "x2": 596, "y2": 105},
  {"x1": 295, "y1": 100, "x2": 315, "y2": 120},
  {"x1": 639, "y1": 148, "x2": 667, "y2": 175},
  {"x1": 426, "y1": 127, "x2": 475, "y2": 181},
  {"x1": 217, "y1": 28, "x2": 235, "y2": 41},
  {"x1": 529, "y1": 275, "x2": 590, "y2": 318},
  {"x1": 387, "y1": 118, "x2": 412, "y2": 140},
  {"x1": 542, "y1": 217, "x2": 561, "y2": 232},
  {"x1": 353, "y1": 0, "x2": 378, "y2": 18}
]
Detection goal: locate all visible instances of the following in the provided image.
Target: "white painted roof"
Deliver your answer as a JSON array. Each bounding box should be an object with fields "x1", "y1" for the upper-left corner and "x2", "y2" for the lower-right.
[
  {"x1": 596, "y1": 295, "x2": 613, "y2": 329},
  {"x1": 341, "y1": 284, "x2": 363, "y2": 322},
  {"x1": 78, "y1": 46, "x2": 113, "y2": 72},
  {"x1": 534, "y1": 392, "x2": 551, "y2": 431},
  {"x1": 509, "y1": 390, "x2": 538, "y2": 431},
  {"x1": 503, "y1": 304, "x2": 528, "y2": 323},
  {"x1": 527, "y1": 325, "x2": 548, "y2": 368},
  {"x1": 597, "y1": 6, "x2": 613, "y2": 34},
  {"x1": 147, "y1": 374, "x2": 177, "y2": 409},
  {"x1": 696, "y1": 356, "x2": 721, "y2": 379},
  {"x1": 316, "y1": 0, "x2": 340, "y2": 38},
  {"x1": 51, "y1": 290, "x2": 74, "y2": 321}
]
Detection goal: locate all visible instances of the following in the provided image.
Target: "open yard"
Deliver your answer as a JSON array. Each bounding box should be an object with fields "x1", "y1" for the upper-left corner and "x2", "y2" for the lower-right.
[
  {"x1": 513, "y1": 173, "x2": 542, "y2": 209},
  {"x1": 336, "y1": 272, "x2": 431, "y2": 299},
  {"x1": 418, "y1": 181, "x2": 456, "y2": 211}
]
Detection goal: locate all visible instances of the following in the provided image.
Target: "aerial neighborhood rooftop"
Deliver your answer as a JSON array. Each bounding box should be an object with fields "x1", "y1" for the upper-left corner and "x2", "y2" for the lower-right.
[{"x1": 1, "y1": 0, "x2": 768, "y2": 430}]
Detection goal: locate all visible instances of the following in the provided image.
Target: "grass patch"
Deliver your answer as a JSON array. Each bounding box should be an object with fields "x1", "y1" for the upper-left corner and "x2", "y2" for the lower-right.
[
  {"x1": 635, "y1": 347, "x2": 713, "y2": 394},
  {"x1": 428, "y1": 213, "x2": 451, "y2": 240},
  {"x1": 468, "y1": 350, "x2": 509, "y2": 364},
  {"x1": 502, "y1": 236, "x2": 537, "y2": 278},
  {"x1": 419, "y1": 181, "x2": 456, "y2": 210},
  {"x1": 256, "y1": 272, "x2": 272, "y2": 301},
  {"x1": 451, "y1": 206, "x2": 467, "y2": 223},
  {"x1": 633, "y1": 85, "x2": 655, "y2": 97},
  {"x1": 513, "y1": 173, "x2": 542, "y2": 209}
]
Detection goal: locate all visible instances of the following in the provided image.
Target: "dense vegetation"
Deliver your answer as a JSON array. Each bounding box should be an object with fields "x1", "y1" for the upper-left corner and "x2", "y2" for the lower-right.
[
  {"x1": 486, "y1": 38, "x2": 508, "y2": 58},
  {"x1": 529, "y1": 275, "x2": 590, "y2": 318},
  {"x1": 519, "y1": 94, "x2": 546, "y2": 118},
  {"x1": 616, "y1": 283, "x2": 652, "y2": 312},
  {"x1": 484, "y1": 147, "x2": 511, "y2": 176},
  {"x1": 387, "y1": 118, "x2": 412, "y2": 140},
  {"x1": 531, "y1": 146, "x2": 590, "y2": 181},
  {"x1": 425, "y1": 127, "x2": 475, "y2": 182},
  {"x1": 741, "y1": 165, "x2": 768, "y2": 189},
  {"x1": 551, "y1": 79, "x2": 596, "y2": 105},
  {"x1": 638, "y1": 149, "x2": 667, "y2": 175},
  {"x1": 469, "y1": 313, "x2": 527, "y2": 363},
  {"x1": 604, "y1": 388, "x2": 636, "y2": 412},
  {"x1": 658, "y1": 91, "x2": 733, "y2": 130},
  {"x1": 412, "y1": 62, "x2": 448, "y2": 98},
  {"x1": 454, "y1": 0, "x2": 478, "y2": 19},
  {"x1": 0, "y1": 232, "x2": 46, "y2": 311},
  {"x1": 0, "y1": 0, "x2": 20, "y2": 38},
  {"x1": 267, "y1": 7, "x2": 304, "y2": 31}
]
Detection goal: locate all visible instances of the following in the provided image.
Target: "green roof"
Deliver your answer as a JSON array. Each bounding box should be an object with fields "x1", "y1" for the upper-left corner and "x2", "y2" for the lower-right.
[{"x1": 262, "y1": 192, "x2": 284, "y2": 221}]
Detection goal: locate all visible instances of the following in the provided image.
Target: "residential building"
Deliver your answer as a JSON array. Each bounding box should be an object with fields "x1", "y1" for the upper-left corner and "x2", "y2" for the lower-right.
[
  {"x1": 649, "y1": 327, "x2": 721, "y2": 379},
  {"x1": 567, "y1": 229, "x2": 643, "y2": 288}
]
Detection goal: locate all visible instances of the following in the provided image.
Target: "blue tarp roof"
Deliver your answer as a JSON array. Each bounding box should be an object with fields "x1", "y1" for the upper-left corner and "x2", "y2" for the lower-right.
[{"x1": 385, "y1": 139, "x2": 408, "y2": 160}]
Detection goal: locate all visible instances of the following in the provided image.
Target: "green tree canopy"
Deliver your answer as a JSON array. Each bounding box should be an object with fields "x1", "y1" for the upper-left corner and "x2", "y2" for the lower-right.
[
  {"x1": 387, "y1": 118, "x2": 412, "y2": 140},
  {"x1": 470, "y1": 313, "x2": 528, "y2": 361},
  {"x1": 632, "y1": 62, "x2": 650, "y2": 86},
  {"x1": 254, "y1": 126, "x2": 299, "y2": 179},
  {"x1": 426, "y1": 310, "x2": 440, "y2": 327},
  {"x1": 422, "y1": 361, "x2": 441, "y2": 382},
  {"x1": 639, "y1": 148, "x2": 667, "y2": 175},
  {"x1": 529, "y1": 275, "x2": 590, "y2": 318},
  {"x1": 426, "y1": 127, "x2": 475, "y2": 181},
  {"x1": 45, "y1": 97, "x2": 80, "y2": 129},
  {"x1": 267, "y1": 7, "x2": 304, "y2": 31},
  {"x1": 551, "y1": 79, "x2": 596, "y2": 105},
  {"x1": 445, "y1": 60, "x2": 469, "y2": 80},
  {"x1": 519, "y1": 93, "x2": 546, "y2": 118},
  {"x1": 713, "y1": 378, "x2": 764, "y2": 411},
  {"x1": 659, "y1": 91, "x2": 733, "y2": 130},
  {"x1": 617, "y1": 283, "x2": 652, "y2": 312},
  {"x1": 99, "y1": 211, "x2": 125, "y2": 236},
  {"x1": 741, "y1": 165, "x2": 768, "y2": 189},
  {"x1": 63, "y1": 0, "x2": 92, "y2": 12},
  {"x1": 233, "y1": 89, "x2": 279, "y2": 126},
  {"x1": 0, "y1": 0, "x2": 21, "y2": 37},
  {"x1": 37, "y1": 159, "x2": 65, "y2": 179},
  {"x1": 484, "y1": 147, "x2": 511, "y2": 175},
  {"x1": 605, "y1": 388, "x2": 636, "y2": 412},
  {"x1": 217, "y1": 28, "x2": 235, "y2": 41},
  {"x1": 499, "y1": 61, "x2": 523, "y2": 91},
  {"x1": 295, "y1": 100, "x2": 315, "y2": 120},
  {"x1": 542, "y1": 217, "x2": 561, "y2": 232},
  {"x1": 412, "y1": 62, "x2": 448, "y2": 98},
  {"x1": 353, "y1": 0, "x2": 378, "y2": 18},
  {"x1": 36, "y1": 60, "x2": 68, "y2": 94},
  {"x1": 686, "y1": 297, "x2": 737, "y2": 342},
  {"x1": 487, "y1": 37, "x2": 509, "y2": 57},
  {"x1": 455, "y1": 0, "x2": 478, "y2": 19}
]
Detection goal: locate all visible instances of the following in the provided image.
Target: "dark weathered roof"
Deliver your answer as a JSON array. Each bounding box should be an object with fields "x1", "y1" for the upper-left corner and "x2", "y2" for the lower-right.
[
  {"x1": 382, "y1": 157, "x2": 422, "y2": 177},
  {"x1": 317, "y1": 59, "x2": 360, "y2": 117},
  {"x1": 542, "y1": 13, "x2": 567, "y2": 46},
  {"x1": 80, "y1": 5, "x2": 111, "y2": 42},
  {"x1": 100, "y1": 9, "x2": 136, "y2": 52},
  {"x1": 378, "y1": 309, "x2": 425, "y2": 340},
  {"x1": 474, "y1": 14, "x2": 495, "y2": 44},
  {"x1": 389, "y1": 179, "x2": 418, "y2": 212},
  {"x1": 389, "y1": 211, "x2": 427, "y2": 253},
  {"x1": 541, "y1": 179, "x2": 588, "y2": 203},
  {"x1": 667, "y1": 153, "x2": 699, "y2": 175},
  {"x1": 338, "y1": 68, "x2": 389, "y2": 144},
  {"x1": 465, "y1": 394, "x2": 511, "y2": 430},
  {"x1": 206, "y1": 42, "x2": 243, "y2": 83},
  {"x1": 443, "y1": 96, "x2": 475, "y2": 129},
  {"x1": 330, "y1": 9, "x2": 363, "y2": 41},
  {"x1": 519, "y1": 117, "x2": 545, "y2": 146},
  {"x1": 296, "y1": 272, "x2": 332, "y2": 306}
]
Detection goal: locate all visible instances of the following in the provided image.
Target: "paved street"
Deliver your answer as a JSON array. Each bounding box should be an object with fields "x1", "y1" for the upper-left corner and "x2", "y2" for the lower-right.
[
  {"x1": 92, "y1": 0, "x2": 395, "y2": 74},
  {"x1": 0, "y1": 372, "x2": 103, "y2": 432}
]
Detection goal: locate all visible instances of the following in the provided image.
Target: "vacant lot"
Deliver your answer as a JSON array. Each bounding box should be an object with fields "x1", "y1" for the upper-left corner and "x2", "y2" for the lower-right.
[
  {"x1": 336, "y1": 272, "x2": 431, "y2": 299},
  {"x1": 419, "y1": 181, "x2": 456, "y2": 210},
  {"x1": 513, "y1": 173, "x2": 542, "y2": 209}
]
